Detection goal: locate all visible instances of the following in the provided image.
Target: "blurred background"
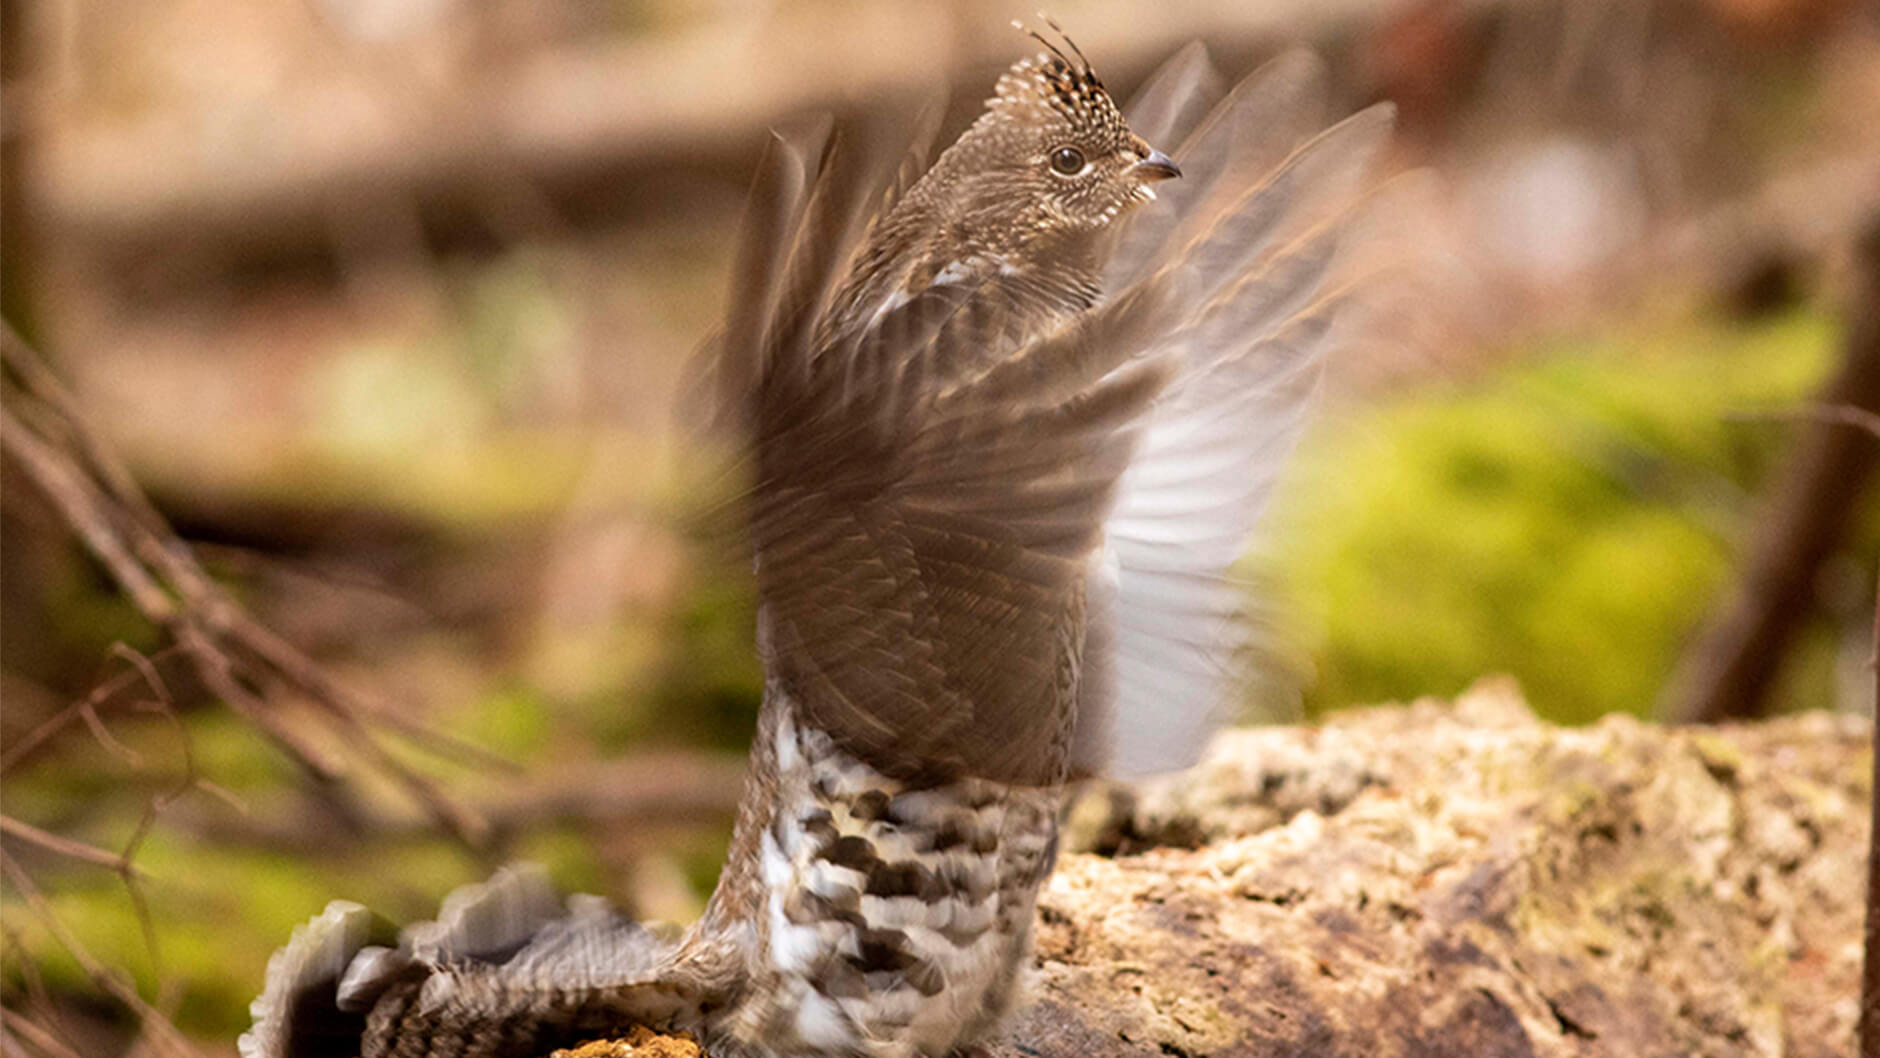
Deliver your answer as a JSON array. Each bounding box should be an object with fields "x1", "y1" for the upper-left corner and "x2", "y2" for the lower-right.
[{"x1": 2, "y1": 0, "x2": 1877, "y2": 1054}]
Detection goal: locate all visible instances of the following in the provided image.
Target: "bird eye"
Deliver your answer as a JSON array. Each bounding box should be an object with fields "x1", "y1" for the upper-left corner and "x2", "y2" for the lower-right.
[{"x1": 1048, "y1": 146, "x2": 1087, "y2": 176}]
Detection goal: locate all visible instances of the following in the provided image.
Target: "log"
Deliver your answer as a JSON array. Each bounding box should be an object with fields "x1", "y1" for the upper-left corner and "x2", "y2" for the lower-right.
[{"x1": 557, "y1": 680, "x2": 1869, "y2": 1056}]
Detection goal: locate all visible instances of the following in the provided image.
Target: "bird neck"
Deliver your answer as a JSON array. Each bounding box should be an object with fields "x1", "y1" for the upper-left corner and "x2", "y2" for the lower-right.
[{"x1": 827, "y1": 187, "x2": 1105, "y2": 345}]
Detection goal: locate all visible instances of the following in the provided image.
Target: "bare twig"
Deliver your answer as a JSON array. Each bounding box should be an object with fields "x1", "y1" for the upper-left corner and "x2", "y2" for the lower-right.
[
  {"x1": 0, "y1": 406, "x2": 177, "y2": 620},
  {"x1": 0, "y1": 855, "x2": 204, "y2": 1058},
  {"x1": 0, "y1": 323, "x2": 527, "y2": 1052},
  {"x1": 0, "y1": 646, "x2": 181, "y2": 771},
  {"x1": 0, "y1": 816, "x2": 144, "y2": 876},
  {"x1": 0, "y1": 644, "x2": 239, "y2": 992},
  {"x1": 112, "y1": 658, "x2": 210, "y2": 980},
  {"x1": 0, "y1": 318, "x2": 533, "y2": 1053},
  {"x1": 1, "y1": 928, "x2": 76, "y2": 1058},
  {"x1": 175, "y1": 750, "x2": 748, "y2": 853},
  {"x1": 0, "y1": 319, "x2": 496, "y2": 845},
  {"x1": 0, "y1": 1009, "x2": 87, "y2": 1058},
  {"x1": 1724, "y1": 402, "x2": 1880, "y2": 441}
]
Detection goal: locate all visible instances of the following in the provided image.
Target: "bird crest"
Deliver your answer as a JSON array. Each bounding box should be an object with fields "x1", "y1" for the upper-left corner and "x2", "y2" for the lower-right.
[{"x1": 993, "y1": 19, "x2": 1128, "y2": 148}]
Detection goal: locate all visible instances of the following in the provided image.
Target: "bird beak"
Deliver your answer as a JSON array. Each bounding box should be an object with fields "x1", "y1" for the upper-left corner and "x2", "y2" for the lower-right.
[{"x1": 1132, "y1": 147, "x2": 1181, "y2": 182}]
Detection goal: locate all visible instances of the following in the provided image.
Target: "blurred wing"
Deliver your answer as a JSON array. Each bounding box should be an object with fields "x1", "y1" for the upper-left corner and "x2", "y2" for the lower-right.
[
  {"x1": 1107, "y1": 49, "x2": 1332, "y2": 292},
  {"x1": 1118, "y1": 41, "x2": 1226, "y2": 169},
  {"x1": 1077, "y1": 53, "x2": 1397, "y2": 780},
  {"x1": 751, "y1": 275, "x2": 1180, "y2": 785},
  {"x1": 714, "y1": 113, "x2": 1186, "y2": 785}
]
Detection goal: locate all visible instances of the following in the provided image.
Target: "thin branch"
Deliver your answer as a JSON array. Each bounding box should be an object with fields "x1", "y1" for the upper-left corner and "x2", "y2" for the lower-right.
[
  {"x1": 1663, "y1": 215, "x2": 1880, "y2": 723},
  {"x1": 1, "y1": 643, "x2": 267, "y2": 1052},
  {"x1": 175, "y1": 750, "x2": 748, "y2": 852},
  {"x1": 0, "y1": 1010, "x2": 86, "y2": 1058},
  {"x1": 0, "y1": 407, "x2": 178, "y2": 621},
  {"x1": 1, "y1": 320, "x2": 496, "y2": 846},
  {"x1": 1725, "y1": 402, "x2": 1880, "y2": 441},
  {"x1": 0, "y1": 647, "x2": 182, "y2": 772},
  {"x1": 0, "y1": 324, "x2": 189, "y2": 561},
  {"x1": 0, "y1": 855, "x2": 203, "y2": 1058},
  {"x1": 112, "y1": 658, "x2": 212, "y2": 981},
  {"x1": 1, "y1": 928, "x2": 75, "y2": 1058},
  {"x1": 0, "y1": 817, "x2": 144, "y2": 876}
]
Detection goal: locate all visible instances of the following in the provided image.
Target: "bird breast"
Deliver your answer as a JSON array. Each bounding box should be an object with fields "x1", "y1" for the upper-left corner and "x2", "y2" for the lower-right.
[{"x1": 709, "y1": 690, "x2": 1063, "y2": 1057}]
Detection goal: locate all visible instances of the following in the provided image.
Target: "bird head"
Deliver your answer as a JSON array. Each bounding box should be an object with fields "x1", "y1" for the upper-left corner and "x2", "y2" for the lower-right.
[{"x1": 907, "y1": 31, "x2": 1180, "y2": 270}]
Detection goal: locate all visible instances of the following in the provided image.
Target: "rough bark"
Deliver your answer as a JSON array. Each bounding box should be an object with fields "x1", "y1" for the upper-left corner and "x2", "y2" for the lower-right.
[
  {"x1": 560, "y1": 679, "x2": 1870, "y2": 1057},
  {"x1": 1021, "y1": 679, "x2": 1867, "y2": 1057}
]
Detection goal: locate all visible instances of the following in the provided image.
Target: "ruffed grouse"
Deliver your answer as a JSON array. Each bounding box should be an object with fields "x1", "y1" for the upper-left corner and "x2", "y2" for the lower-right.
[{"x1": 241, "y1": 27, "x2": 1392, "y2": 1058}]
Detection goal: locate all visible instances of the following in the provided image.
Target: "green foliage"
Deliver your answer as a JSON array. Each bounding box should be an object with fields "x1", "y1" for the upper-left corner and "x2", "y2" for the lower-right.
[
  {"x1": 1273, "y1": 310, "x2": 1846, "y2": 722},
  {"x1": 9, "y1": 840, "x2": 363, "y2": 1038},
  {"x1": 457, "y1": 686, "x2": 554, "y2": 759},
  {"x1": 36, "y1": 549, "x2": 163, "y2": 677},
  {"x1": 633, "y1": 564, "x2": 764, "y2": 753}
]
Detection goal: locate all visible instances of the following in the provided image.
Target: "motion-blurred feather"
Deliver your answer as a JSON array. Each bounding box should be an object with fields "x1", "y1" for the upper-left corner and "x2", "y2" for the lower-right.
[{"x1": 244, "y1": 30, "x2": 1390, "y2": 1058}]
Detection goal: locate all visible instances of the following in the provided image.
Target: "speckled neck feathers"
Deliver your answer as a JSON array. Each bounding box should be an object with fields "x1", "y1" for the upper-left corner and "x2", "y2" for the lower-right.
[{"x1": 825, "y1": 52, "x2": 1159, "y2": 347}]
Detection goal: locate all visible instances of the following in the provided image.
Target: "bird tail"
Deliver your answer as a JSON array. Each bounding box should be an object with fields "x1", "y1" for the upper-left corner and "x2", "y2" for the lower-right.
[
  {"x1": 240, "y1": 865, "x2": 692, "y2": 1058},
  {"x1": 239, "y1": 899, "x2": 380, "y2": 1058}
]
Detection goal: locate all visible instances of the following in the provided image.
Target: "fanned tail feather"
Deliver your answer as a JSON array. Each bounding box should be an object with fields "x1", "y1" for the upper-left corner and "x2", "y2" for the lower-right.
[
  {"x1": 241, "y1": 867, "x2": 692, "y2": 1058},
  {"x1": 240, "y1": 902, "x2": 379, "y2": 1058}
]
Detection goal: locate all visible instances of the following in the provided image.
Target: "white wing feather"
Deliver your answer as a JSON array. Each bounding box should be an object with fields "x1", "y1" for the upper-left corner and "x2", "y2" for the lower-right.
[{"x1": 1080, "y1": 52, "x2": 1395, "y2": 779}]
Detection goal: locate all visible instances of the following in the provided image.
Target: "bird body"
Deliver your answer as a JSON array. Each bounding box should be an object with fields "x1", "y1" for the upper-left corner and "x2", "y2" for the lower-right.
[
  {"x1": 696, "y1": 692, "x2": 1063, "y2": 1057},
  {"x1": 242, "y1": 31, "x2": 1391, "y2": 1058}
]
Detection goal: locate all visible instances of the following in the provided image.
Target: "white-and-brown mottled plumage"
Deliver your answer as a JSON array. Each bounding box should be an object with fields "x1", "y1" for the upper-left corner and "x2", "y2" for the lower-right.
[{"x1": 241, "y1": 33, "x2": 1391, "y2": 1058}]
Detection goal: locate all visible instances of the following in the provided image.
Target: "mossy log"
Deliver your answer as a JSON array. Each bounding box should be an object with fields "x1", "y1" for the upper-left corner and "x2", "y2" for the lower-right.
[{"x1": 558, "y1": 679, "x2": 1871, "y2": 1057}]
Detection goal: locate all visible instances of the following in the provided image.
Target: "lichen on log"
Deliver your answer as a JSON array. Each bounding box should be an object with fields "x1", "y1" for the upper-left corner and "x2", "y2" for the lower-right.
[{"x1": 554, "y1": 679, "x2": 1871, "y2": 1057}]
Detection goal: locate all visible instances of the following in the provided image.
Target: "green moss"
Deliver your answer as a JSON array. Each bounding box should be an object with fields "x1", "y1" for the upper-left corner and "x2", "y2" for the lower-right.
[
  {"x1": 1687, "y1": 732, "x2": 1747, "y2": 784},
  {"x1": 511, "y1": 829, "x2": 608, "y2": 895},
  {"x1": 7, "y1": 841, "x2": 354, "y2": 1038},
  {"x1": 626, "y1": 568, "x2": 762, "y2": 753},
  {"x1": 1274, "y1": 310, "x2": 1848, "y2": 723},
  {"x1": 670, "y1": 820, "x2": 737, "y2": 902},
  {"x1": 38, "y1": 549, "x2": 163, "y2": 669},
  {"x1": 457, "y1": 687, "x2": 553, "y2": 760}
]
